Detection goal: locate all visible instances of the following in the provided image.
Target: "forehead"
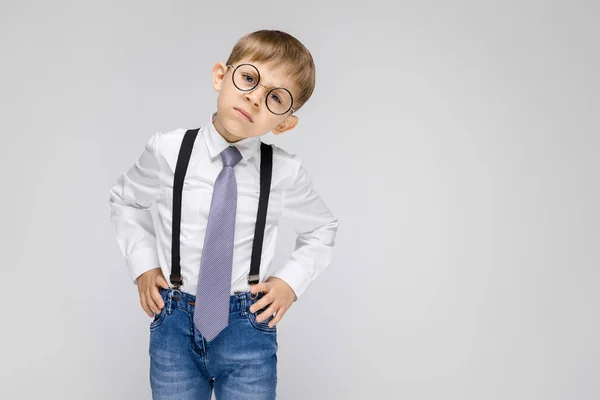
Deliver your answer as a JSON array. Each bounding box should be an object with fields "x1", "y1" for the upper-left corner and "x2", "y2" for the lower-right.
[{"x1": 237, "y1": 58, "x2": 297, "y2": 92}]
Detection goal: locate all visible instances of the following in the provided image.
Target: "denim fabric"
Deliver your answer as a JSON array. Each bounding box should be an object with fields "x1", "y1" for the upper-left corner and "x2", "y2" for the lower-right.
[{"x1": 149, "y1": 287, "x2": 278, "y2": 399}]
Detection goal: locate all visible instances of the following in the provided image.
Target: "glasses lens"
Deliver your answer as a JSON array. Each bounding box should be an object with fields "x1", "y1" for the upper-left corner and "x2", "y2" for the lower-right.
[
  {"x1": 233, "y1": 64, "x2": 259, "y2": 91},
  {"x1": 266, "y1": 88, "x2": 293, "y2": 115}
]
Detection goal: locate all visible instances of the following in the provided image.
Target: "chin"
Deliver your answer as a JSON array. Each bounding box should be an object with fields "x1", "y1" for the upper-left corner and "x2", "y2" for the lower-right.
[{"x1": 222, "y1": 118, "x2": 250, "y2": 139}]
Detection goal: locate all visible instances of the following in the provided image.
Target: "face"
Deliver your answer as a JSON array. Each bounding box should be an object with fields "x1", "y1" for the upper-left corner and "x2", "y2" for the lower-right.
[{"x1": 211, "y1": 58, "x2": 299, "y2": 143}]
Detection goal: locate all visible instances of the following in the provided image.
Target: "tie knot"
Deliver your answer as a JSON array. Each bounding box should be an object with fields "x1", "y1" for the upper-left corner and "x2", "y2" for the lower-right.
[{"x1": 221, "y1": 146, "x2": 242, "y2": 167}]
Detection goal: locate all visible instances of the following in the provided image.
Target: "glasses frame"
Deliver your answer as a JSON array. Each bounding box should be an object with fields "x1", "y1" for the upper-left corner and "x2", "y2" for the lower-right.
[{"x1": 226, "y1": 63, "x2": 296, "y2": 115}]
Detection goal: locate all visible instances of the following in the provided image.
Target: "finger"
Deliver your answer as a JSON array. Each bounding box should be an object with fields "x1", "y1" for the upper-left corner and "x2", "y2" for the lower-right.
[
  {"x1": 155, "y1": 273, "x2": 170, "y2": 289},
  {"x1": 140, "y1": 296, "x2": 154, "y2": 318},
  {"x1": 256, "y1": 304, "x2": 278, "y2": 324},
  {"x1": 150, "y1": 286, "x2": 165, "y2": 311},
  {"x1": 144, "y1": 292, "x2": 161, "y2": 316},
  {"x1": 250, "y1": 283, "x2": 269, "y2": 295},
  {"x1": 249, "y1": 295, "x2": 272, "y2": 314},
  {"x1": 268, "y1": 308, "x2": 285, "y2": 328}
]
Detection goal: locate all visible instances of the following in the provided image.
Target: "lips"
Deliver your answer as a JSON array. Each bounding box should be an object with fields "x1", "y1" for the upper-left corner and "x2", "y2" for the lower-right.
[{"x1": 234, "y1": 107, "x2": 253, "y2": 122}]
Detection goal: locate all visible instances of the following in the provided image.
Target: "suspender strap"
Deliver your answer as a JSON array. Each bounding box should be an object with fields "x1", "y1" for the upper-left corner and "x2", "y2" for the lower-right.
[
  {"x1": 170, "y1": 128, "x2": 200, "y2": 288},
  {"x1": 169, "y1": 129, "x2": 273, "y2": 290},
  {"x1": 248, "y1": 142, "x2": 273, "y2": 285}
]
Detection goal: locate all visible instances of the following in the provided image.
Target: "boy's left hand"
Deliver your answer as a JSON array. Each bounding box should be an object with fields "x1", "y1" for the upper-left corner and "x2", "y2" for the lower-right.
[{"x1": 249, "y1": 276, "x2": 297, "y2": 328}]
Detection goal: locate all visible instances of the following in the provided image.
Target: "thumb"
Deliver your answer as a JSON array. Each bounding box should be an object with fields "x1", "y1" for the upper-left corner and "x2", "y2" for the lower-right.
[{"x1": 156, "y1": 273, "x2": 170, "y2": 289}]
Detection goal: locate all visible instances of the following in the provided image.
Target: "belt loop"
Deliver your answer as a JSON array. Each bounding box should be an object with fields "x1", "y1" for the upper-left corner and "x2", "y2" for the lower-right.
[
  {"x1": 166, "y1": 288, "x2": 173, "y2": 314},
  {"x1": 240, "y1": 293, "x2": 247, "y2": 317}
]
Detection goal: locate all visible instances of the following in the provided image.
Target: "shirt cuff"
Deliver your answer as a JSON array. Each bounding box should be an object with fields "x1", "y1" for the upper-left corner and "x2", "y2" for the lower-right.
[
  {"x1": 269, "y1": 260, "x2": 313, "y2": 301},
  {"x1": 126, "y1": 247, "x2": 160, "y2": 285}
]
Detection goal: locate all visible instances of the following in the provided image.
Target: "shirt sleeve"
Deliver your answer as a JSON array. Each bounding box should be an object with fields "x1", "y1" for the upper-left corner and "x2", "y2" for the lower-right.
[
  {"x1": 270, "y1": 154, "x2": 339, "y2": 300},
  {"x1": 108, "y1": 132, "x2": 163, "y2": 285}
]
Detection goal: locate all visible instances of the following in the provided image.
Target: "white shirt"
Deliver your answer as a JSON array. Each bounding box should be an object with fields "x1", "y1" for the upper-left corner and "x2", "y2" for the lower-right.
[{"x1": 108, "y1": 112, "x2": 338, "y2": 299}]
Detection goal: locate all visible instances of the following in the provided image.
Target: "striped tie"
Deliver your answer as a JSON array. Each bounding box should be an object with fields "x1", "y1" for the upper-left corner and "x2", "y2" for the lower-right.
[{"x1": 193, "y1": 145, "x2": 242, "y2": 341}]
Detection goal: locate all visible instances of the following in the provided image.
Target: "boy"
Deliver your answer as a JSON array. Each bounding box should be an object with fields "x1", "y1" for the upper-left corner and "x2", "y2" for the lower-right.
[{"x1": 109, "y1": 29, "x2": 338, "y2": 399}]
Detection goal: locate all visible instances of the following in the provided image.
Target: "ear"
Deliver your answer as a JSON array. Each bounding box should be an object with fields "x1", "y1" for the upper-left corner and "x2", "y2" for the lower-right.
[
  {"x1": 272, "y1": 115, "x2": 299, "y2": 135},
  {"x1": 212, "y1": 62, "x2": 228, "y2": 92}
]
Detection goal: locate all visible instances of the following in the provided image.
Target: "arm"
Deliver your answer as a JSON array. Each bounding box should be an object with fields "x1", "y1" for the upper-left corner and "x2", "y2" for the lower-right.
[
  {"x1": 269, "y1": 154, "x2": 339, "y2": 301},
  {"x1": 108, "y1": 132, "x2": 163, "y2": 285}
]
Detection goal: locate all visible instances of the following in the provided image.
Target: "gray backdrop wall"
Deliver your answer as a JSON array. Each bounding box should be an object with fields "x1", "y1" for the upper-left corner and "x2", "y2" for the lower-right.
[{"x1": 1, "y1": 1, "x2": 598, "y2": 399}]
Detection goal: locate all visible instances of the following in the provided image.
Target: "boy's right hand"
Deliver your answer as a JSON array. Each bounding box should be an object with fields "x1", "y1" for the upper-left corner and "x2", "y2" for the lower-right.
[{"x1": 136, "y1": 268, "x2": 170, "y2": 317}]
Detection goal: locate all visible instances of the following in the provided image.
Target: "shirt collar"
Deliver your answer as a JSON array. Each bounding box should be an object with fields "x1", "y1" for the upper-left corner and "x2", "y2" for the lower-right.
[{"x1": 203, "y1": 111, "x2": 262, "y2": 162}]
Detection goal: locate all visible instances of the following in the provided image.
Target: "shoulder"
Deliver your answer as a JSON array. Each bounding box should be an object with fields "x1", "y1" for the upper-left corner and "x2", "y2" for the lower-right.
[
  {"x1": 156, "y1": 127, "x2": 203, "y2": 145},
  {"x1": 153, "y1": 127, "x2": 206, "y2": 154},
  {"x1": 268, "y1": 143, "x2": 302, "y2": 172},
  {"x1": 269, "y1": 143, "x2": 302, "y2": 167},
  {"x1": 153, "y1": 127, "x2": 205, "y2": 172},
  {"x1": 266, "y1": 143, "x2": 306, "y2": 187}
]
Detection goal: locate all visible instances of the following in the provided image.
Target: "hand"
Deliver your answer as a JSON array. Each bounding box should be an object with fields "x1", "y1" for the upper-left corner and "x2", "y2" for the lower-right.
[
  {"x1": 248, "y1": 276, "x2": 297, "y2": 328},
  {"x1": 136, "y1": 268, "x2": 169, "y2": 317}
]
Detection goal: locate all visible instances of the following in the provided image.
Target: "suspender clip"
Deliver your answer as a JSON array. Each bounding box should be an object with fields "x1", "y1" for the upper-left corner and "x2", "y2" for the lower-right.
[
  {"x1": 248, "y1": 274, "x2": 260, "y2": 285},
  {"x1": 170, "y1": 274, "x2": 183, "y2": 289},
  {"x1": 248, "y1": 274, "x2": 260, "y2": 299}
]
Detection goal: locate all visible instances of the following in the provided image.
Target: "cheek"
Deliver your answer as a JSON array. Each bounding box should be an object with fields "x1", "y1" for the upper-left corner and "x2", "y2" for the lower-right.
[
  {"x1": 217, "y1": 90, "x2": 233, "y2": 108},
  {"x1": 248, "y1": 116, "x2": 276, "y2": 133},
  {"x1": 218, "y1": 84, "x2": 241, "y2": 103}
]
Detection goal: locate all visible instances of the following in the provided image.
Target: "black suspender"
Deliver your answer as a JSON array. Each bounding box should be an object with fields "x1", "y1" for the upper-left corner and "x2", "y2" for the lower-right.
[
  {"x1": 249, "y1": 140, "x2": 273, "y2": 285},
  {"x1": 169, "y1": 129, "x2": 199, "y2": 289},
  {"x1": 169, "y1": 128, "x2": 273, "y2": 293}
]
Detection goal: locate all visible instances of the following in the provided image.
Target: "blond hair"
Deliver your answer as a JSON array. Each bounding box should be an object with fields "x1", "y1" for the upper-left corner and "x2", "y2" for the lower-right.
[{"x1": 225, "y1": 30, "x2": 316, "y2": 112}]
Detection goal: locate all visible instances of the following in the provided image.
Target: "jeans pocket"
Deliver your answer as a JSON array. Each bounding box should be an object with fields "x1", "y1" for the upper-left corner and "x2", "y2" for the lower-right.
[
  {"x1": 149, "y1": 307, "x2": 167, "y2": 332},
  {"x1": 248, "y1": 307, "x2": 277, "y2": 333}
]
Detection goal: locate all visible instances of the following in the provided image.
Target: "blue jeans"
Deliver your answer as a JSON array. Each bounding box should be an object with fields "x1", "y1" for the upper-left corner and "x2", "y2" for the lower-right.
[{"x1": 149, "y1": 287, "x2": 278, "y2": 399}]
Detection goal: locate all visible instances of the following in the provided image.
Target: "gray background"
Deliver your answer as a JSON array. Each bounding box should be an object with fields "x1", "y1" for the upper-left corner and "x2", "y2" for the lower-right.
[{"x1": 1, "y1": 1, "x2": 598, "y2": 399}]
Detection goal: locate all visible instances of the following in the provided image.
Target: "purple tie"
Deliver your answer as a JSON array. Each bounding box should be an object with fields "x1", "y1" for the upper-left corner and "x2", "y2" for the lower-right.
[{"x1": 193, "y1": 145, "x2": 243, "y2": 341}]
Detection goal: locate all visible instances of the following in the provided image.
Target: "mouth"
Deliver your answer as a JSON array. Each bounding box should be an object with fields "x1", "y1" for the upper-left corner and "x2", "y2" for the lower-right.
[{"x1": 234, "y1": 107, "x2": 253, "y2": 123}]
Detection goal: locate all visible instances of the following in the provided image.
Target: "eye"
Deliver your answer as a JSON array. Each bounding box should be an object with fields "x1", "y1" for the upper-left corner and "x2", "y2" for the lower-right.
[
  {"x1": 242, "y1": 73, "x2": 255, "y2": 84},
  {"x1": 270, "y1": 93, "x2": 281, "y2": 103}
]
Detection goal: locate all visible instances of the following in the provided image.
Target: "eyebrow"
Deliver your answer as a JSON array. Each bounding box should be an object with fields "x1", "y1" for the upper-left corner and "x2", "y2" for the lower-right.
[
  {"x1": 260, "y1": 75, "x2": 291, "y2": 92},
  {"x1": 252, "y1": 64, "x2": 293, "y2": 92}
]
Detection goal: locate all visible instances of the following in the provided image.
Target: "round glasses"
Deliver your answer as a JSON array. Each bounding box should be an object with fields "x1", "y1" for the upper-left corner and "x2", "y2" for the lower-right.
[{"x1": 226, "y1": 63, "x2": 296, "y2": 115}]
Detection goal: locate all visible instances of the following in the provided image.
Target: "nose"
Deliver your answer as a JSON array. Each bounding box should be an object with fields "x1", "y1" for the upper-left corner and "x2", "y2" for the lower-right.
[{"x1": 244, "y1": 86, "x2": 265, "y2": 109}]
